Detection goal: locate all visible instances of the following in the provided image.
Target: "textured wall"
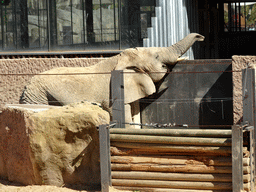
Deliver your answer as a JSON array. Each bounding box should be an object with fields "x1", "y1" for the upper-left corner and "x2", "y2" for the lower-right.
[
  {"x1": 0, "y1": 58, "x2": 105, "y2": 109},
  {"x1": 232, "y1": 55, "x2": 256, "y2": 124}
]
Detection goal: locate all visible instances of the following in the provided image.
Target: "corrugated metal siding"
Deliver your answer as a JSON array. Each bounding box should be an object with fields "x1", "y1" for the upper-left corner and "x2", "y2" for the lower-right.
[{"x1": 143, "y1": 0, "x2": 199, "y2": 60}]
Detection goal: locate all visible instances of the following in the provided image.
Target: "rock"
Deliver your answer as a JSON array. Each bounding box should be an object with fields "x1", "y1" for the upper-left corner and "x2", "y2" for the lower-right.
[{"x1": 0, "y1": 102, "x2": 110, "y2": 188}]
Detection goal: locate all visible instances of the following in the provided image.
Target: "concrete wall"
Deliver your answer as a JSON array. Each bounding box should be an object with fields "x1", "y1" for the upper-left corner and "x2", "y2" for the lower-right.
[
  {"x1": 232, "y1": 56, "x2": 256, "y2": 124},
  {"x1": 0, "y1": 58, "x2": 105, "y2": 109},
  {"x1": 0, "y1": 55, "x2": 255, "y2": 125}
]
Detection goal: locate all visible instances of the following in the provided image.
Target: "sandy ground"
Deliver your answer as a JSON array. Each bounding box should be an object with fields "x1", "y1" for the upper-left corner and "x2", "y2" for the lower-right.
[{"x1": 0, "y1": 179, "x2": 131, "y2": 192}]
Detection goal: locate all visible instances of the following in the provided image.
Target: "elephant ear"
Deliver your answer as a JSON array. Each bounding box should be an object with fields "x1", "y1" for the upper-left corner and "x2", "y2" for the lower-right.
[{"x1": 123, "y1": 69, "x2": 156, "y2": 104}]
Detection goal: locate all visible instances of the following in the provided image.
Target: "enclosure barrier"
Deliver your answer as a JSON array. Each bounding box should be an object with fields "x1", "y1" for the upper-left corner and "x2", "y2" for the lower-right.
[
  {"x1": 99, "y1": 125, "x2": 254, "y2": 192},
  {"x1": 98, "y1": 67, "x2": 256, "y2": 191}
]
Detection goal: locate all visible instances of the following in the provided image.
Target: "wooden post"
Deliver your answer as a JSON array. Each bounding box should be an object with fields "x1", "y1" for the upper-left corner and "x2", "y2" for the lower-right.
[
  {"x1": 99, "y1": 124, "x2": 111, "y2": 192},
  {"x1": 111, "y1": 70, "x2": 125, "y2": 128},
  {"x1": 232, "y1": 125, "x2": 243, "y2": 192},
  {"x1": 242, "y1": 68, "x2": 255, "y2": 191}
]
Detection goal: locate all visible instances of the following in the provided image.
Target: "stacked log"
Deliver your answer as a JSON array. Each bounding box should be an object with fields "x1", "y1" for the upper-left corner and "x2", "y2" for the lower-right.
[{"x1": 109, "y1": 128, "x2": 250, "y2": 191}]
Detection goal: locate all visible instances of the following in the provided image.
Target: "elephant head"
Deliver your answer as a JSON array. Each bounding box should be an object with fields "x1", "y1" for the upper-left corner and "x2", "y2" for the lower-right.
[{"x1": 114, "y1": 33, "x2": 205, "y2": 104}]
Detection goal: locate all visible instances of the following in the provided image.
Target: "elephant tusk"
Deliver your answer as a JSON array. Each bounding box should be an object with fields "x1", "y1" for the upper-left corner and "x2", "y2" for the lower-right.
[{"x1": 177, "y1": 57, "x2": 189, "y2": 62}]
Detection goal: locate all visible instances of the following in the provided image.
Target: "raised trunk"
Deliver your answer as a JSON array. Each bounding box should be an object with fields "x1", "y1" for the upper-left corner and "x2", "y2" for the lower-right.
[{"x1": 168, "y1": 33, "x2": 200, "y2": 56}]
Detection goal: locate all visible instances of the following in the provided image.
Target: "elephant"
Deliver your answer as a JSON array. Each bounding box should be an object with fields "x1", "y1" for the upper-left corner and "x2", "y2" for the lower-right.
[{"x1": 19, "y1": 33, "x2": 204, "y2": 128}]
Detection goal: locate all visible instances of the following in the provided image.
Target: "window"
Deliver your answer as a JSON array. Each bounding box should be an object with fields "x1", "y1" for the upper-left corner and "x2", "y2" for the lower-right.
[
  {"x1": 224, "y1": 2, "x2": 256, "y2": 32},
  {"x1": 0, "y1": 0, "x2": 156, "y2": 53}
]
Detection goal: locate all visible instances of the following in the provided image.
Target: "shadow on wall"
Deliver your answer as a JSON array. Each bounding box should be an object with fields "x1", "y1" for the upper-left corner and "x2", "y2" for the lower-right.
[
  {"x1": 140, "y1": 60, "x2": 233, "y2": 128},
  {"x1": 199, "y1": 65, "x2": 233, "y2": 128}
]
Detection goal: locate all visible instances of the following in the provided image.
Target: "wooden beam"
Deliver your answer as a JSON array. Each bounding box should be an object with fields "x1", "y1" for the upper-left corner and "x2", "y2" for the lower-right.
[
  {"x1": 112, "y1": 171, "x2": 233, "y2": 182},
  {"x1": 110, "y1": 128, "x2": 232, "y2": 138},
  {"x1": 111, "y1": 179, "x2": 232, "y2": 190},
  {"x1": 111, "y1": 156, "x2": 250, "y2": 166},
  {"x1": 110, "y1": 134, "x2": 231, "y2": 146}
]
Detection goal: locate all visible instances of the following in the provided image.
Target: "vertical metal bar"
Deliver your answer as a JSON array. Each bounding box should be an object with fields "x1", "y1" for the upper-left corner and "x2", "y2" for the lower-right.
[
  {"x1": 82, "y1": 0, "x2": 86, "y2": 45},
  {"x1": 245, "y1": 2, "x2": 246, "y2": 31},
  {"x1": 14, "y1": 0, "x2": 17, "y2": 49},
  {"x1": 118, "y1": 0, "x2": 121, "y2": 50},
  {"x1": 111, "y1": 70, "x2": 125, "y2": 128},
  {"x1": 152, "y1": 17, "x2": 157, "y2": 47},
  {"x1": 99, "y1": 124, "x2": 110, "y2": 192},
  {"x1": 235, "y1": 2, "x2": 237, "y2": 31},
  {"x1": 147, "y1": 27, "x2": 153, "y2": 47},
  {"x1": 249, "y1": 127, "x2": 255, "y2": 192},
  {"x1": 242, "y1": 68, "x2": 256, "y2": 191},
  {"x1": 166, "y1": 0, "x2": 172, "y2": 46},
  {"x1": 232, "y1": 125, "x2": 243, "y2": 192},
  {"x1": 100, "y1": 0, "x2": 102, "y2": 42},
  {"x1": 38, "y1": 0, "x2": 40, "y2": 47},
  {"x1": 46, "y1": 0, "x2": 50, "y2": 50},
  {"x1": 156, "y1": 6, "x2": 163, "y2": 47},
  {"x1": 113, "y1": 0, "x2": 116, "y2": 41},
  {"x1": 239, "y1": 2, "x2": 241, "y2": 32},
  {"x1": 243, "y1": 68, "x2": 254, "y2": 126},
  {"x1": 143, "y1": 38, "x2": 149, "y2": 47},
  {"x1": 0, "y1": 5, "x2": 3, "y2": 49},
  {"x1": 71, "y1": 0, "x2": 73, "y2": 44}
]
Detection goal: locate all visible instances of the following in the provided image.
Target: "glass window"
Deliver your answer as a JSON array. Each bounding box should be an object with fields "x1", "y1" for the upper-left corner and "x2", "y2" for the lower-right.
[
  {"x1": 0, "y1": 0, "x2": 156, "y2": 52},
  {"x1": 28, "y1": 1, "x2": 48, "y2": 49},
  {"x1": 224, "y1": 2, "x2": 256, "y2": 32}
]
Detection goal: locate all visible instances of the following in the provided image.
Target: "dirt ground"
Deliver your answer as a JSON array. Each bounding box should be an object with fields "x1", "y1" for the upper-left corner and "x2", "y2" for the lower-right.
[{"x1": 0, "y1": 179, "x2": 130, "y2": 192}]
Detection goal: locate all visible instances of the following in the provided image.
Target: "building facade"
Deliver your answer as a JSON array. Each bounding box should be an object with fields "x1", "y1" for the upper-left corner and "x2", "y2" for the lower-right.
[{"x1": 0, "y1": 0, "x2": 256, "y2": 59}]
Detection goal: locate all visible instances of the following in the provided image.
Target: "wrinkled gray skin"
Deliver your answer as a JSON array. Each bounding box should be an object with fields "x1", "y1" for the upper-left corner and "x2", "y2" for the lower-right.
[{"x1": 20, "y1": 33, "x2": 204, "y2": 128}]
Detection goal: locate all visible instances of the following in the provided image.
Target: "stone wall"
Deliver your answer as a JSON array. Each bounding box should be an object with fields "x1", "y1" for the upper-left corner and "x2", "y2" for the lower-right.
[
  {"x1": 0, "y1": 58, "x2": 105, "y2": 109},
  {"x1": 232, "y1": 56, "x2": 256, "y2": 124},
  {"x1": 0, "y1": 102, "x2": 110, "y2": 189}
]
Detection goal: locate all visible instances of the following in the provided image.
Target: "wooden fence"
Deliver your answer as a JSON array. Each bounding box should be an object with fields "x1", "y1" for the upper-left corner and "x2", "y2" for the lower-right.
[{"x1": 98, "y1": 66, "x2": 256, "y2": 191}]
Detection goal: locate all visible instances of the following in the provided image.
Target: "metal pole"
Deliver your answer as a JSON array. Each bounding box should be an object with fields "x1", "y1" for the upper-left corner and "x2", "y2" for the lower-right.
[
  {"x1": 46, "y1": 0, "x2": 51, "y2": 51},
  {"x1": 111, "y1": 70, "x2": 125, "y2": 128},
  {"x1": 232, "y1": 125, "x2": 243, "y2": 192},
  {"x1": 242, "y1": 67, "x2": 256, "y2": 191},
  {"x1": 118, "y1": 0, "x2": 121, "y2": 50},
  {"x1": 71, "y1": 0, "x2": 73, "y2": 44},
  {"x1": 99, "y1": 124, "x2": 111, "y2": 192}
]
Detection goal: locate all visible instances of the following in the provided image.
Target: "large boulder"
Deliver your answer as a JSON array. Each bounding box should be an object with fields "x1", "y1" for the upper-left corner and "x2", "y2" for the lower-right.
[{"x1": 0, "y1": 102, "x2": 110, "y2": 189}]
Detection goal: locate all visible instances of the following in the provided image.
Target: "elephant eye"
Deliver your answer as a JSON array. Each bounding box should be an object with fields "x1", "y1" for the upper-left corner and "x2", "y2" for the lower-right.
[{"x1": 162, "y1": 64, "x2": 167, "y2": 68}]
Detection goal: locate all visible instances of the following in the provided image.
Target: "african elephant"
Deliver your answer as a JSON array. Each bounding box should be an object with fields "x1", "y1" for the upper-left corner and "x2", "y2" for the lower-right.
[{"x1": 19, "y1": 33, "x2": 204, "y2": 128}]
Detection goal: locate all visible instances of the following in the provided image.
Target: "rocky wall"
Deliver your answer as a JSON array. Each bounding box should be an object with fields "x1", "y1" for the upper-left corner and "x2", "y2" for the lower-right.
[
  {"x1": 232, "y1": 55, "x2": 256, "y2": 124},
  {"x1": 0, "y1": 58, "x2": 105, "y2": 109},
  {"x1": 0, "y1": 102, "x2": 110, "y2": 189}
]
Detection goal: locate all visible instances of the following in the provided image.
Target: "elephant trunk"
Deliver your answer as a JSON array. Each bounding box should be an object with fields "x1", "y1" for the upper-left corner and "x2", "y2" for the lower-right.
[
  {"x1": 160, "y1": 33, "x2": 204, "y2": 64},
  {"x1": 168, "y1": 33, "x2": 204, "y2": 56}
]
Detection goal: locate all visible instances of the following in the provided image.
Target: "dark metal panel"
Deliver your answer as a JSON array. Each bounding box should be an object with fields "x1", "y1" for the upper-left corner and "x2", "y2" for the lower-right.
[
  {"x1": 232, "y1": 125, "x2": 243, "y2": 192},
  {"x1": 111, "y1": 70, "x2": 125, "y2": 128},
  {"x1": 242, "y1": 68, "x2": 256, "y2": 191},
  {"x1": 141, "y1": 59, "x2": 233, "y2": 128}
]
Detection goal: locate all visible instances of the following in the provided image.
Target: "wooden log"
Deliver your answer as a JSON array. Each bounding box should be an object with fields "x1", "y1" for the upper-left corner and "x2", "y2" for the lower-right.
[
  {"x1": 110, "y1": 134, "x2": 232, "y2": 146},
  {"x1": 110, "y1": 128, "x2": 232, "y2": 138},
  {"x1": 111, "y1": 179, "x2": 232, "y2": 190},
  {"x1": 111, "y1": 164, "x2": 250, "y2": 174},
  {"x1": 243, "y1": 174, "x2": 251, "y2": 183},
  {"x1": 111, "y1": 143, "x2": 233, "y2": 155},
  {"x1": 111, "y1": 156, "x2": 250, "y2": 166},
  {"x1": 111, "y1": 163, "x2": 232, "y2": 174},
  {"x1": 111, "y1": 171, "x2": 232, "y2": 182},
  {"x1": 113, "y1": 186, "x2": 232, "y2": 192},
  {"x1": 111, "y1": 156, "x2": 249, "y2": 166},
  {"x1": 244, "y1": 182, "x2": 250, "y2": 191}
]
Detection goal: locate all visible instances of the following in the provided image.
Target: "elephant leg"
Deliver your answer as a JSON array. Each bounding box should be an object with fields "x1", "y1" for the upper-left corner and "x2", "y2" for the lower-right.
[
  {"x1": 125, "y1": 104, "x2": 138, "y2": 129},
  {"x1": 131, "y1": 101, "x2": 141, "y2": 129}
]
